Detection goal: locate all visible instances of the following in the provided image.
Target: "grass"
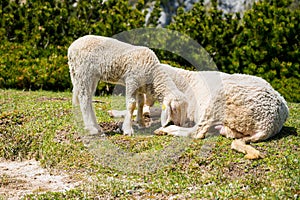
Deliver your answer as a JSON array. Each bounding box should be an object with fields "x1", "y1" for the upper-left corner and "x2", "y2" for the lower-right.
[{"x1": 0, "y1": 89, "x2": 299, "y2": 199}]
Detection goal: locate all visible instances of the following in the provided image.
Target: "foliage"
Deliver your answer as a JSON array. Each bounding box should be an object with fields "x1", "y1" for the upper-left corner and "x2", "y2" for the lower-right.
[
  {"x1": 1, "y1": 0, "x2": 147, "y2": 46},
  {"x1": 229, "y1": 0, "x2": 300, "y2": 102},
  {"x1": 0, "y1": 42, "x2": 69, "y2": 91},
  {"x1": 168, "y1": 0, "x2": 300, "y2": 102},
  {"x1": 0, "y1": 0, "x2": 147, "y2": 93},
  {"x1": 167, "y1": 1, "x2": 241, "y2": 69},
  {"x1": 0, "y1": 0, "x2": 299, "y2": 102}
]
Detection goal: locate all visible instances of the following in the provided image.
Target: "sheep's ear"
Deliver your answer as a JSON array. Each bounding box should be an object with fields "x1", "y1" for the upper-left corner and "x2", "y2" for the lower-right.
[{"x1": 161, "y1": 101, "x2": 172, "y2": 127}]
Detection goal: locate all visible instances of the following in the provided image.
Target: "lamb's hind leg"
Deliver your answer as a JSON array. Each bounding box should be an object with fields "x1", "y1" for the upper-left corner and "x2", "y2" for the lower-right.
[
  {"x1": 215, "y1": 125, "x2": 262, "y2": 159},
  {"x1": 76, "y1": 76, "x2": 102, "y2": 135},
  {"x1": 136, "y1": 93, "x2": 146, "y2": 128}
]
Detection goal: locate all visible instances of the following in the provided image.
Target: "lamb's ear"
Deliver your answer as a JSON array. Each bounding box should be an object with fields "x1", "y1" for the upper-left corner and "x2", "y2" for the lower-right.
[{"x1": 161, "y1": 101, "x2": 172, "y2": 127}]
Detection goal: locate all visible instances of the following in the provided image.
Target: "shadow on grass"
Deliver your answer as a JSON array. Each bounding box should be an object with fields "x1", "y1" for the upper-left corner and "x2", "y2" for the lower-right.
[
  {"x1": 100, "y1": 106, "x2": 163, "y2": 136},
  {"x1": 270, "y1": 126, "x2": 298, "y2": 141}
]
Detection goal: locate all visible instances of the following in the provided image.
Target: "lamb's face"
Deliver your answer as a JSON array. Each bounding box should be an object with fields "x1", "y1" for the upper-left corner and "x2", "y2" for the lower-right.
[{"x1": 161, "y1": 99, "x2": 188, "y2": 127}]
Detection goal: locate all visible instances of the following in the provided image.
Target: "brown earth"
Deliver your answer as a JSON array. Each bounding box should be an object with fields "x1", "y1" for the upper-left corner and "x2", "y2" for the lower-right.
[{"x1": 0, "y1": 159, "x2": 82, "y2": 200}]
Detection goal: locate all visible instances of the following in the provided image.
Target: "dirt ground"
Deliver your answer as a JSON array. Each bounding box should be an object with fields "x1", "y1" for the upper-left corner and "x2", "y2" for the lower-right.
[
  {"x1": 0, "y1": 108, "x2": 160, "y2": 199},
  {"x1": 0, "y1": 159, "x2": 82, "y2": 200}
]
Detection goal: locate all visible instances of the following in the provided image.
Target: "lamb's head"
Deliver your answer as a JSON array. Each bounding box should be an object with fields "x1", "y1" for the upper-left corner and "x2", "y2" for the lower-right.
[{"x1": 161, "y1": 97, "x2": 188, "y2": 127}]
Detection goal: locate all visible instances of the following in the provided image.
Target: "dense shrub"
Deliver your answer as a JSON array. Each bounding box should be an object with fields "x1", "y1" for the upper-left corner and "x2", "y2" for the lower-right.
[
  {"x1": 1, "y1": 0, "x2": 146, "y2": 45},
  {"x1": 0, "y1": 42, "x2": 69, "y2": 91},
  {"x1": 168, "y1": 0, "x2": 300, "y2": 102},
  {"x1": 229, "y1": 1, "x2": 300, "y2": 102},
  {"x1": 0, "y1": 0, "x2": 299, "y2": 102},
  {"x1": 0, "y1": 0, "x2": 147, "y2": 93}
]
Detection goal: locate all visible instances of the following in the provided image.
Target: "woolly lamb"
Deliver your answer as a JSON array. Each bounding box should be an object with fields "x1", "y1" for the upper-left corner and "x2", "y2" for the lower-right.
[
  {"x1": 150, "y1": 64, "x2": 289, "y2": 159},
  {"x1": 68, "y1": 35, "x2": 187, "y2": 135}
]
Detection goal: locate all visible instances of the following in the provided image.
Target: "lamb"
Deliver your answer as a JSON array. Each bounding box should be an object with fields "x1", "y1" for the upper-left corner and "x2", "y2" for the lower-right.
[
  {"x1": 67, "y1": 35, "x2": 187, "y2": 135},
  {"x1": 125, "y1": 64, "x2": 289, "y2": 159}
]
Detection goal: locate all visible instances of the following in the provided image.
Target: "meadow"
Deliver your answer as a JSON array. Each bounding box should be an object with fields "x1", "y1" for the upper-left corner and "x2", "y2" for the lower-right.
[{"x1": 0, "y1": 89, "x2": 299, "y2": 199}]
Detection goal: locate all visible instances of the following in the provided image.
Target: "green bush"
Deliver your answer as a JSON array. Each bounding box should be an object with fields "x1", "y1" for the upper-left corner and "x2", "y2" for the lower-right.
[
  {"x1": 0, "y1": 0, "x2": 299, "y2": 102},
  {"x1": 0, "y1": 0, "x2": 147, "y2": 92},
  {"x1": 0, "y1": 42, "x2": 70, "y2": 91},
  {"x1": 229, "y1": 1, "x2": 300, "y2": 102},
  {"x1": 168, "y1": 0, "x2": 300, "y2": 102}
]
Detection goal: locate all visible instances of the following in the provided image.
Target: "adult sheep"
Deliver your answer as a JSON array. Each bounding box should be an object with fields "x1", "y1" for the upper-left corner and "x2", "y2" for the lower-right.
[
  {"x1": 145, "y1": 64, "x2": 289, "y2": 159},
  {"x1": 68, "y1": 35, "x2": 187, "y2": 135}
]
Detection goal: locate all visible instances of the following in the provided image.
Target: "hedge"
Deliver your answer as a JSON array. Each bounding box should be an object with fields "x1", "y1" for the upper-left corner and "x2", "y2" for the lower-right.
[
  {"x1": 0, "y1": 0, "x2": 299, "y2": 102},
  {"x1": 168, "y1": 0, "x2": 300, "y2": 102}
]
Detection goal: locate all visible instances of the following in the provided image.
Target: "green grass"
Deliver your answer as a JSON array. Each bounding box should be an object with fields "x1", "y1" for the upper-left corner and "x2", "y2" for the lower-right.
[{"x1": 0, "y1": 89, "x2": 299, "y2": 199}]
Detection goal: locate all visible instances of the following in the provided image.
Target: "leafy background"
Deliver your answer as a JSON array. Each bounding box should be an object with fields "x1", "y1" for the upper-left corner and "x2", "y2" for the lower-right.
[
  {"x1": 0, "y1": 1, "x2": 299, "y2": 198},
  {"x1": 0, "y1": 0, "x2": 299, "y2": 102}
]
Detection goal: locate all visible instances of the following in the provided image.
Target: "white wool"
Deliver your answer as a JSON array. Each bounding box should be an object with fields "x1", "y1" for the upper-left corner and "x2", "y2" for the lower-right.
[
  {"x1": 68, "y1": 35, "x2": 187, "y2": 135},
  {"x1": 153, "y1": 64, "x2": 289, "y2": 159}
]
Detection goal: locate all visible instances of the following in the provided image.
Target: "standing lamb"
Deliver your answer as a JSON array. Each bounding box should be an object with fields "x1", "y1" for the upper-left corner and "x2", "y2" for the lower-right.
[
  {"x1": 68, "y1": 35, "x2": 187, "y2": 135},
  {"x1": 145, "y1": 64, "x2": 288, "y2": 159}
]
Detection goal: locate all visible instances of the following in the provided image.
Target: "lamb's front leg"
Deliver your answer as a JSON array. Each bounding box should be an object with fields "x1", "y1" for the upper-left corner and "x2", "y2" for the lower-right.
[
  {"x1": 122, "y1": 79, "x2": 138, "y2": 135},
  {"x1": 122, "y1": 97, "x2": 136, "y2": 135},
  {"x1": 154, "y1": 125, "x2": 195, "y2": 137}
]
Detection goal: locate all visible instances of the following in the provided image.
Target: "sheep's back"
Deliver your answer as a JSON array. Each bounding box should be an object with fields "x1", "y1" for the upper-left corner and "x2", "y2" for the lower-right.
[
  {"x1": 68, "y1": 35, "x2": 160, "y2": 84},
  {"x1": 221, "y1": 74, "x2": 289, "y2": 138}
]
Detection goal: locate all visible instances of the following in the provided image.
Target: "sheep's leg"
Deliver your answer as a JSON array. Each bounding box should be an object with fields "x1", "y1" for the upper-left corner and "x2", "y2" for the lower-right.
[
  {"x1": 193, "y1": 123, "x2": 211, "y2": 139},
  {"x1": 231, "y1": 139, "x2": 263, "y2": 159},
  {"x1": 122, "y1": 79, "x2": 138, "y2": 135},
  {"x1": 215, "y1": 125, "x2": 244, "y2": 139},
  {"x1": 242, "y1": 131, "x2": 271, "y2": 143},
  {"x1": 76, "y1": 76, "x2": 101, "y2": 135},
  {"x1": 143, "y1": 105, "x2": 151, "y2": 117},
  {"x1": 215, "y1": 125, "x2": 263, "y2": 159},
  {"x1": 154, "y1": 125, "x2": 196, "y2": 137},
  {"x1": 155, "y1": 117, "x2": 211, "y2": 139},
  {"x1": 144, "y1": 94, "x2": 154, "y2": 116},
  {"x1": 71, "y1": 82, "x2": 85, "y2": 130},
  {"x1": 136, "y1": 93, "x2": 146, "y2": 128},
  {"x1": 122, "y1": 97, "x2": 136, "y2": 135},
  {"x1": 72, "y1": 88, "x2": 79, "y2": 106},
  {"x1": 215, "y1": 125, "x2": 264, "y2": 159}
]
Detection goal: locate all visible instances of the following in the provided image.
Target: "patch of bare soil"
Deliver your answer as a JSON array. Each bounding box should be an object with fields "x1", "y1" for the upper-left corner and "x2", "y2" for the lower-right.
[
  {"x1": 100, "y1": 106, "x2": 163, "y2": 136},
  {"x1": 0, "y1": 159, "x2": 82, "y2": 200}
]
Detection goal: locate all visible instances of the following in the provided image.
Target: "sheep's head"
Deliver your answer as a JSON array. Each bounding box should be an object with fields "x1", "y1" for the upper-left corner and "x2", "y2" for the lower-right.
[{"x1": 161, "y1": 98, "x2": 188, "y2": 127}]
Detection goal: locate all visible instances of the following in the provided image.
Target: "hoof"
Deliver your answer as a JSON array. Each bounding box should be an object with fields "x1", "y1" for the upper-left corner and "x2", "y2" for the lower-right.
[
  {"x1": 85, "y1": 126, "x2": 102, "y2": 135},
  {"x1": 154, "y1": 128, "x2": 168, "y2": 136},
  {"x1": 244, "y1": 150, "x2": 264, "y2": 160},
  {"x1": 122, "y1": 128, "x2": 134, "y2": 136}
]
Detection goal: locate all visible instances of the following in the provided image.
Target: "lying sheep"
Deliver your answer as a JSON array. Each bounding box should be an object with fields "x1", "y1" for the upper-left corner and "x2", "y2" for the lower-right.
[
  {"x1": 67, "y1": 35, "x2": 187, "y2": 135},
  {"x1": 127, "y1": 64, "x2": 289, "y2": 159}
]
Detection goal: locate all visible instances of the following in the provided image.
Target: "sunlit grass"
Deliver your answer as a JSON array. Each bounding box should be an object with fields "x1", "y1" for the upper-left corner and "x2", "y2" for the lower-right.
[{"x1": 0, "y1": 89, "x2": 299, "y2": 199}]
